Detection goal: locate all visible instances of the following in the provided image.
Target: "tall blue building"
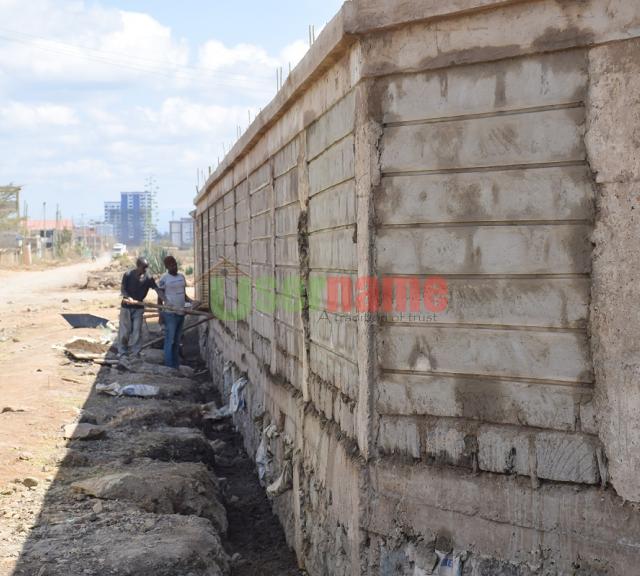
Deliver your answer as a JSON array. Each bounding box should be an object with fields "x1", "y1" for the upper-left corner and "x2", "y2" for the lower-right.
[{"x1": 119, "y1": 191, "x2": 153, "y2": 246}]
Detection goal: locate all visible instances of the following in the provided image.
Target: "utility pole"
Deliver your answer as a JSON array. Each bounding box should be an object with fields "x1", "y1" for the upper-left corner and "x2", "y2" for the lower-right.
[
  {"x1": 42, "y1": 201, "x2": 47, "y2": 258},
  {"x1": 144, "y1": 175, "x2": 159, "y2": 252}
]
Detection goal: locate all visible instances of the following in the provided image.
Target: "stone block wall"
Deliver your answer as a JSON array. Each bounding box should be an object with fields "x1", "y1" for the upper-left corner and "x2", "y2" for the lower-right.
[{"x1": 194, "y1": 1, "x2": 640, "y2": 574}]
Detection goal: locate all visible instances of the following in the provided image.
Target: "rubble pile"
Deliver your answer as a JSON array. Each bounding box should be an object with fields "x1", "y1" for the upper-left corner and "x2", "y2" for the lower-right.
[{"x1": 81, "y1": 259, "x2": 130, "y2": 290}]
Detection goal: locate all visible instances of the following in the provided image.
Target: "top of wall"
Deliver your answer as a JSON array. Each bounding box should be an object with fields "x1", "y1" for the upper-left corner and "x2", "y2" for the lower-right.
[
  {"x1": 194, "y1": 0, "x2": 529, "y2": 207},
  {"x1": 194, "y1": 0, "x2": 639, "y2": 208}
]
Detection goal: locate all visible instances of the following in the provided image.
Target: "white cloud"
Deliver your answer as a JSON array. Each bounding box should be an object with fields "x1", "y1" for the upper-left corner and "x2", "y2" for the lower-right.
[
  {"x1": 280, "y1": 40, "x2": 309, "y2": 69},
  {"x1": 0, "y1": 0, "x2": 330, "y2": 227},
  {"x1": 0, "y1": 101, "x2": 78, "y2": 129}
]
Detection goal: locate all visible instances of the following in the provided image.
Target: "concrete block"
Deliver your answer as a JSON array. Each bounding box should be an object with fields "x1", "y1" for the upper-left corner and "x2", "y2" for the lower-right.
[
  {"x1": 416, "y1": 418, "x2": 600, "y2": 483},
  {"x1": 381, "y1": 49, "x2": 587, "y2": 124},
  {"x1": 273, "y1": 137, "x2": 299, "y2": 178},
  {"x1": 236, "y1": 220, "x2": 251, "y2": 244},
  {"x1": 250, "y1": 184, "x2": 272, "y2": 216},
  {"x1": 223, "y1": 191, "x2": 234, "y2": 210},
  {"x1": 223, "y1": 206, "x2": 235, "y2": 228},
  {"x1": 276, "y1": 321, "x2": 303, "y2": 359},
  {"x1": 534, "y1": 430, "x2": 599, "y2": 484},
  {"x1": 308, "y1": 180, "x2": 357, "y2": 232},
  {"x1": 309, "y1": 342, "x2": 358, "y2": 400},
  {"x1": 307, "y1": 91, "x2": 356, "y2": 160},
  {"x1": 252, "y1": 308, "x2": 274, "y2": 339},
  {"x1": 275, "y1": 294, "x2": 303, "y2": 331},
  {"x1": 275, "y1": 236, "x2": 298, "y2": 266},
  {"x1": 377, "y1": 224, "x2": 592, "y2": 275},
  {"x1": 308, "y1": 135, "x2": 355, "y2": 196},
  {"x1": 274, "y1": 169, "x2": 299, "y2": 208},
  {"x1": 381, "y1": 108, "x2": 585, "y2": 173},
  {"x1": 249, "y1": 162, "x2": 271, "y2": 193},
  {"x1": 377, "y1": 165, "x2": 594, "y2": 226},
  {"x1": 379, "y1": 325, "x2": 592, "y2": 383},
  {"x1": 251, "y1": 238, "x2": 273, "y2": 264},
  {"x1": 309, "y1": 228, "x2": 357, "y2": 271},
  {"x1": 251, "y1": 211, "x2": 272, "y2": 239},
  {"x1": 275, "y1": 202, "x2": 300, "y2": 236},
  {"x1": 223, "y1": 226, "x2": 235, "y2": 246},
  {"x1": 309, "y1": 309, "x2": 358, "y2": 361},
  {"x1": 235, "y1": 199, "x2": 249, "y2": 223},
  {"x1": 378, "y1": 416, "x2": 421, "y2": 458},
  {"x1": 377, "y1": 372, "x2": 584, "y2": 431}
]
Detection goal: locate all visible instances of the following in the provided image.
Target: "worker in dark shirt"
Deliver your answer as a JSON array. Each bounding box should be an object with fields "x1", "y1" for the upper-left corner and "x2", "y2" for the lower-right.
[{"x1": 118, "y1": 257, "x2": 158, "y2": 358}]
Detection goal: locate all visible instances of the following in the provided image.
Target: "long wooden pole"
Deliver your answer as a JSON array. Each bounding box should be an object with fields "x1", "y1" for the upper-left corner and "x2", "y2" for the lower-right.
[{"x1": 140, "y1": 315, "x2": 212, "y2": 351}]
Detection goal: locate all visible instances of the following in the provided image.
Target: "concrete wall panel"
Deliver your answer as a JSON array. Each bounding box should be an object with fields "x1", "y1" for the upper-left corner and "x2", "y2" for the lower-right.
[
  {"x1": 377, "y1": 224, "x2": 591, "y2": 275},
  {"x1": 381, "y1": 108, "x2": 585, "y2": 173},
  {"x1": 308, "y1": 135, "x2": 355, "y2": 196},
  {"x1": 379, "y1": 325, "x2": 592, "y2": 383},
  {"x1": 308, "y1": 180, "x2": 357, "y2": 232},
  {"x1": 377, "y1": 372, "x2": 587, "y2": 431},
  {"x1": 380, "y1": 50, "x2": 587, "y2": 124},
  {"x1": 377, "y1": 166, "x2": 593, "y2": 225}
]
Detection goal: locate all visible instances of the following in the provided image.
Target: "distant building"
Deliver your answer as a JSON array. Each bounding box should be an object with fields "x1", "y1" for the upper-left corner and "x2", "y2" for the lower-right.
[
  {"x1": 169, "y1": 217, "x2": 194, "y2": 249},
  {"x1": 103, "y1": 191, "x2": 156, "y2": 246},
  {"x1": 104, "y1": 201, "x2": 121, "y2": 241},
  {"x1": 26, "y1": 219, "x2": 73, "y2": 249}
]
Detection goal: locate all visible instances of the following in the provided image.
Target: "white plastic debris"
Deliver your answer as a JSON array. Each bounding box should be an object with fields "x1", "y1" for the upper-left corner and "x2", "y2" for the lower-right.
[
  {"x1": 229, "y1": 376, "x2": 247, "y2": 413},
  {"x1": 266, "y1": 460, "x2": 293, "y2": 498},
  {"x1": 95, "y1": 382, "x2": 159, "y2": 398},
  {"x1": 255, "y1": 434, "x2": 271, "y2": 484},
  {"x1": 209, "y1": 376, "x2": 248, "y2": 420},
  {"x1": 435, "y1": 551, "x2": 464, "y2": 576}
]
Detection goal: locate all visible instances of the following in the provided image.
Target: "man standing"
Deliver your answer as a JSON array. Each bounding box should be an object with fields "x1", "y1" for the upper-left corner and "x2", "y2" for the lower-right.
[
  {"x1": 118, "y1": 257, "x2": 157, "y2": 359},
  {"x1": 157, "y1": 255, "x2": 191, "y2": 369}
]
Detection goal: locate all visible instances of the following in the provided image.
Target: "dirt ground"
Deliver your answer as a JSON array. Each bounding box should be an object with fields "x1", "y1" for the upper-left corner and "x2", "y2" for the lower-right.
[{"x1": 0, "y1": 259, "x2": 301, "y2": 576}]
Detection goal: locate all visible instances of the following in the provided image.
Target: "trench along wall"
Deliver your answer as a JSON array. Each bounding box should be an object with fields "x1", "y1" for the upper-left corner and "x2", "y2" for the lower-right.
[{"x1": 194, "y1": 1, "x2": 640, "y2": 574}]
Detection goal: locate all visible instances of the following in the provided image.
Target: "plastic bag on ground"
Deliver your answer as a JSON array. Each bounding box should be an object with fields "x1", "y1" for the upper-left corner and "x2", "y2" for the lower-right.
[
  {"x1": 95, "y1": 382, "x2": 159, "y2": 398},
  {"x1": 209, "y1": 376, "x2": 248, "y2": 420}
]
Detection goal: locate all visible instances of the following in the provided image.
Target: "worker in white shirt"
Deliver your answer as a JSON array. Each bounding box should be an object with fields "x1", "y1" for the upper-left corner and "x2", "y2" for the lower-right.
[{"x1": 157, "y1": 255, "x2": 192, "y2": 369}]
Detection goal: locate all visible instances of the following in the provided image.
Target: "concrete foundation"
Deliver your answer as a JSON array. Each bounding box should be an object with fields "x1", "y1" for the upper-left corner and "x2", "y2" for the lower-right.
[{"x1": 195, "y1": 1, "x2": 640, "y2": 574}]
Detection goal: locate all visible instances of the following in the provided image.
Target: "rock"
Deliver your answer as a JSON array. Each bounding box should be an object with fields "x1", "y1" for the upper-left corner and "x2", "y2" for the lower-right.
[
  {"x1": 71, "y1": 460, "x2": 227, "y2": 533},
  {"x1": 92, "y1": 501, "x2": 103, "y2": 514},
  {"x1": 62, "y1": 423, "x2": 106, "y2": 440},
  {"x1": 62, "y1": 298, "x2": 69, "y2": 303},
  {"x1": 18, "y1": 452, "x2": 33, "y2": 461},
  {"x1": 209, "y1": 439, "x2": 227, "y2": 454},
  {"x1": 22, "y1": 477, "x2": 38, "y2": 488},
  {"x1": 18, "y1": 512, "x2": 230, "y2": 576}
]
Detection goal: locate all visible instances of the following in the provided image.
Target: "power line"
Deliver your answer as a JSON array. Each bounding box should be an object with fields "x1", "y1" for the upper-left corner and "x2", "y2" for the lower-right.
[
  {"x1": 0, "y1": 28, "x2": 276, "y2": 90},
  {"x1": 0, "y1": 26, "x2": 276, "y2": 81}
]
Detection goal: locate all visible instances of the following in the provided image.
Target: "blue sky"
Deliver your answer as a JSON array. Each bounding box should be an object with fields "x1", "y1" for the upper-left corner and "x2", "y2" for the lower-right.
[{"x1": 0, "y1": 0, "x2": 344, "y2": 230}]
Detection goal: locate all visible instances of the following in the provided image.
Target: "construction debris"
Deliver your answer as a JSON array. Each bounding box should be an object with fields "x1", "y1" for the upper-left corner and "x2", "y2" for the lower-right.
[
  {"x1": 61, "y1": 338, "x2": 112, "y2": 361},
  {"x1": 96, "y1": 382, "x2": 160, "y2": 398}
]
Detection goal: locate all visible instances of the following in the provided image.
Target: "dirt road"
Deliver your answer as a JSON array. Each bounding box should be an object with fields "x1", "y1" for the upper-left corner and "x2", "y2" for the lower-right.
[{"x1": 0, "y1": 256, "x2": 110, "y2": 303}]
